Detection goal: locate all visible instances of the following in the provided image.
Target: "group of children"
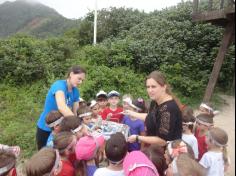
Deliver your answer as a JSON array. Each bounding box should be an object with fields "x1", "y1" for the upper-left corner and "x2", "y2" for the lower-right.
[{"x1": 0, "y1": 90, "x2": 230, "y2": 176}]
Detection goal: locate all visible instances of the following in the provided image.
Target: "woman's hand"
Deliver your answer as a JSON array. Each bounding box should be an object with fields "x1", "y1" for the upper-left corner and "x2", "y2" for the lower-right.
[
  {"x1": 123, "y1": 110, "x2": 133, "y2": 116},
  {"x1": 127, "y1": 135, "x2": 137, "y2": 143}
]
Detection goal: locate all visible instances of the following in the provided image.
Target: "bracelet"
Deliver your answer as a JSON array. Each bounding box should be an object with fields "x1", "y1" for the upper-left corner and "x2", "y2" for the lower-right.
[{"x1": 136, "y1": 135, "x2": 139, "y2": 143}]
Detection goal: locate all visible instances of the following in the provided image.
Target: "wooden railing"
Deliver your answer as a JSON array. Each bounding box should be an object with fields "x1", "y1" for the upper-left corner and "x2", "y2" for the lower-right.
[{"x1": 193, "y1": 0, "x2": 235, "y2": 14}]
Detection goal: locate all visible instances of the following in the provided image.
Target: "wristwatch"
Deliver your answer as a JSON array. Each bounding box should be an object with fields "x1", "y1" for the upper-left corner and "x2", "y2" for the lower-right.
[{"x1": 136, "y1": 135, "x2": 139, "y2": 143}]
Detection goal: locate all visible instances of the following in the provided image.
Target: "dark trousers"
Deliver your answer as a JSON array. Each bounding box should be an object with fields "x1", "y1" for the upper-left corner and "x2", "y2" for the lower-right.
[{"x1": 36, "y1": 127, "x2": 50, "y2": 150}]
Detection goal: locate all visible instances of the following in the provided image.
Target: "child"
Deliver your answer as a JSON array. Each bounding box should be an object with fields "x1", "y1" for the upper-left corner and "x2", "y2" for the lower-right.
[
  {"x1": 181, "y1": 113, "x2": 199, "y2": 160},
  {"x1": 164, "y1": 139, "x2": 195, "y2": 166},
  {"x1": 25, "y1": 147, "x2": 62, "y2": 176},
  {"x1": 90, "y1": 100, "x2": 103, "y2": 124},
  {"x1": 75, "y1": 132, "x2": 105, "y2": 176},
  {"x1": 0, "y1": 150, "x2": 17, "y2": 176},
  {"x1": 59, "y1": 115, "x2": 88, "y2": 140},
  {"x1": 0, "y1": 144, "x2": 20, "y2": 157},
  {"x1": 94, "y1": 132, "x2": 127, "y2": 176},
  {"x1": 142, "y1": 144, "x2": 167, "y2": 176},
  {"x1": 194, "y1": 113, "x2": 214, "y2": 160},
  {"x1": 96, "y1": 90, "x2": 108, "y2": 114},
  {"x1": 199, "y1": 102, "x2": 219, "y2": 117},
  {"x1": 53, "y1": 131, "x2": 77, "y2": 176},
  {"x1": 122, "y1": 94, "x2": 133, "y2": 111},
  {"x1": 199, "y1": 127, "x2": 230, "y2": 176},
  {"x1": 79, "y1": 97, "x2": 87, "y2": 108},
  {"x1": 165, "y1": 153, "x2": 206, "y2": 176},
  {"x1": 122, "y1": 98, "x2": 146, "y2": 152},
  {"x1": 45, "y1": 110, "x2": 64, "y2": 147},
  {"x1": 123, "y1": 150, "x2": 159, "y2": 176},
  {"x1": 77, "y1": 105, "x2": 93, "y2": 129},
  {"x1": 101, "y1": 90, "x2": 123, "y2": 123}
]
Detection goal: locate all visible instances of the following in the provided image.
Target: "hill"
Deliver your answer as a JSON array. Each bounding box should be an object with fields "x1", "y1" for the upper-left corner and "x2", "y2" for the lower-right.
[{"x1": 0, "y1": 0, "x2": 80, "y2": 38}]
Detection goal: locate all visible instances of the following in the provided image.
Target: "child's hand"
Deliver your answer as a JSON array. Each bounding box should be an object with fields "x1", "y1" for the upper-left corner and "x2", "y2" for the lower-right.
[
  {"x1": 106, "y1": 113, "x2": 112, "y2": 121},
  {"x1": 10, "y1": 146, "x2": 21, "y2": 157}
]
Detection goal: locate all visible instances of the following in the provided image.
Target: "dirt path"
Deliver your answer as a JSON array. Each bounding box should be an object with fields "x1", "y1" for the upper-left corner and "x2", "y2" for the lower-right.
[{"x1": 213, "y1": 95, "x2": 235, "y2": 176}]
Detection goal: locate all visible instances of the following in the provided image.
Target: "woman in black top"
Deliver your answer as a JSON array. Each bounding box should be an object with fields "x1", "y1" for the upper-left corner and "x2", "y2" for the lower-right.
[{"x1": 126, "y1": 71, "x2": 182, "y2": 146}]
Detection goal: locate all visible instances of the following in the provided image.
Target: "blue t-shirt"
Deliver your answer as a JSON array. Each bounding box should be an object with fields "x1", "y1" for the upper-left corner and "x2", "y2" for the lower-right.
[
  {"x1": 37, "y1": 80, "x2": 80, "y2": 131},
  {"x1": 46, "y1": 133, "x2": 54, "y2": 147},
  {"x1": 87, "y1": 165, "x2": 97, "y2": 176},
  {"x1": 122, "y1": 115, "x2": 145, "y2": 151}
]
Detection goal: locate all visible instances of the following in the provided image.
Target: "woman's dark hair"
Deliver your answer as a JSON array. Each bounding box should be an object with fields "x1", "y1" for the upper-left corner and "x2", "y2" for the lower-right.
[{"x1": 67, "y1": 65, "x2": 86, "y2": 78}]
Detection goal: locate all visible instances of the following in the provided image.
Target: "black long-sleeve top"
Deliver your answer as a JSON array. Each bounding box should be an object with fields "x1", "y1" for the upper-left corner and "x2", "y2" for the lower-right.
[{"x1": 145, "y1": 99, "x2": 182, "y2": 141}]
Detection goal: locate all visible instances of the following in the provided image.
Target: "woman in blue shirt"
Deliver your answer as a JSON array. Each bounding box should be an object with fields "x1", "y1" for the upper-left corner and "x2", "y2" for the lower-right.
[{"x1": 36, "y1": 65, "x2": 86, "y2": 150}]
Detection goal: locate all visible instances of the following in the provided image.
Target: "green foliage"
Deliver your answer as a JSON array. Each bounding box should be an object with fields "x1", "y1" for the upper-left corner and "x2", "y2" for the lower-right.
[
  {"x1": 0, "y1": 82, "x2": 47, "y2": 158},
  {"x1": 0, "y1": 35, "x2": 78, "y2": 85},
  {"x1": 79, "y1": 40, "x2": 134, "y2": 68},
  {"x1": 64, "y1": 7, "x2": 147, "y2": 46},
  {"x1": 78, "y1": 64, "x2": 147, "y2": 101}
]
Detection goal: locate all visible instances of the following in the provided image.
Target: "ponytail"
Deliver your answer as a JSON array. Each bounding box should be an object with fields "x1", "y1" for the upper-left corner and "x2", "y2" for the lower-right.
[{"x1": 222, "y1": 146, "x2": 230, "y2": 167}]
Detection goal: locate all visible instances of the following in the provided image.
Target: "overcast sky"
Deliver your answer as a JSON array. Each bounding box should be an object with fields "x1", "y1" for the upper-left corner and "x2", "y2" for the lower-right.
[{"x1": 0, "y1": 0, "x2": 185, "y2": 19}]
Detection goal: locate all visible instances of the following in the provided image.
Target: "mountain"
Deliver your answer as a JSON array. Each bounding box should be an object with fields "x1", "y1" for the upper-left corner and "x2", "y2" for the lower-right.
[{"x1": 0, "y1": 0, "x2": 80, "y2": 38}]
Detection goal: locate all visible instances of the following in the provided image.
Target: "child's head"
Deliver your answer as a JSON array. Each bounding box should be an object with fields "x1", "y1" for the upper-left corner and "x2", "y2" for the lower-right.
[
  {"x1": 96, "y1": 90, "x2": 108, "y2": 109},
  {"x1": 59, "y1": 116, "x2": 86, "y2": 139},
  {"x1": 105, "y1": 132, "x2": 127, "y2": 165},
  {"x1": 199, "y1": 102, "x2": 219, "y2": 117},
  {"x1": 77, "y1": 105, "x2": 92, "y2": 126},
  {"x1": 142, "y1": 144, "x2": 167, "y2": 176},
  {"x1": 181, "y1": 106, "x2": 194, "y2": 117},
  {"x1": 25, "y1": 147, "x2": 62, "y2": 176},
  {"x1": 164, "y1": 140, "x2": 194, "y2": 165},
  {"x1": 107, "y1": 90, "x2": 120, "y2": 107},
  {"x1": 90, "y1": 100, "x2": 100, "y2": 116},
  {"x1": 0, "y1": 150, "x2": 17, "y2": 176},
  {"x1": 123, "y1": 150, "x2": 159, "y2": 176},
  {"x1": 122, "y1": 94, "x2": 133, "y2": 110},
  {"x1": 165, "y1": 153, "x2": 206, "y2": 176},
  {"x1": 196, "y1": 113, "x2": 214, "y2": 131},
  {"x1": 207, "y1": 127, "x2": 228, "y2": 147},
  {"x1": 53, "y1": 131, "x2": 77, "y2": 157},
  {"x1": 132, "y1": 98, "x2": 147, "y2": 113},
  {"x1": 182, "y1": 113, "x2": 195, "y2": 133},
  {"x1": 206, "y1": 127, "x2": 229, "y2": 165},
  {"x1": 75, "y1": 132, "x2": 105, "y2": 161},
  {"x1": 79, "y1": 97, "x2": 87, "y2": 108},
  {"x1": 46, "y1": 110, "x2": 63, "y2": 133}
]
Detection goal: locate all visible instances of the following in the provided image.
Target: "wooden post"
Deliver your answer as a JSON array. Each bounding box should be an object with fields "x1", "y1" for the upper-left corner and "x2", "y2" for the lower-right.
[
  {"x1": 220, "y1": 0, "x2": 225, "y2": 9},
  {"x1": 232, "y1": 69, "x2": 235, "y2": 95},
  {"x1": 208, "y1": 0, "x2": 213, "y2": 10},
  {"x1": 193, "y1": 0, "x2": 199, "y2": 14},
  {"x1": 203, "y1": 21, "x2": 234, "y2": 102}
]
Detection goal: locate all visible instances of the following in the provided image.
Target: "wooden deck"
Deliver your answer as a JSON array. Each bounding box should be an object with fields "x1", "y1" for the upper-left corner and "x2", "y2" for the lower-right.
[{"x1": 192, "y1": 0, "x2": 235, "y2": 27}]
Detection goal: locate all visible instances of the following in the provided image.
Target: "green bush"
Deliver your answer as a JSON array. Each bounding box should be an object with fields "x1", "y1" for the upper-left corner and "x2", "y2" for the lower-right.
[{"x1": 0, "y1": 82, "x2": 46, "y2": 158}]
